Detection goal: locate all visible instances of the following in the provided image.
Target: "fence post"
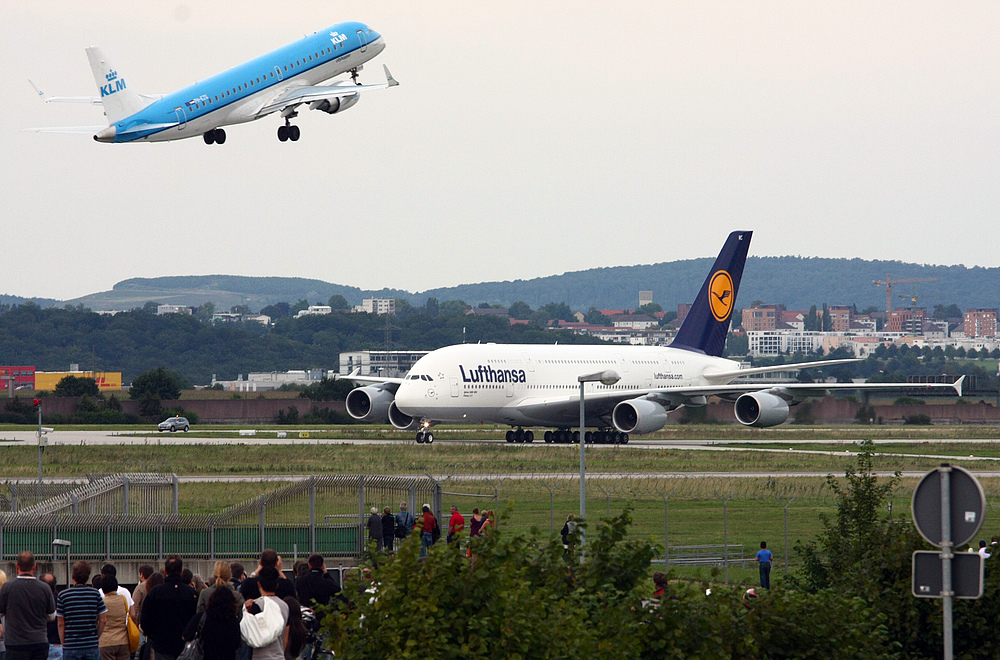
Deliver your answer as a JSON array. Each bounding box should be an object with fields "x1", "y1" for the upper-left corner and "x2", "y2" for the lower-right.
[
  {"x1": 0, "y1": 518, "x2": 5, "y2": 560},
  {"x1": 209, "y1": 514, "x2": 215, "y2": 560},
  {"x1": 172, "y1": 475, "x2": 179, "y2": 516},
  {"x1": 158, "y1": 515, "x2": 164, "y2": 560},
  {"x1": 539, "y1": 480, "x2": 559, "y2": 534},
  {"x1": 70, "y1": 493, "x2": 79, "y2": 515},
  {"x1": 106, "y1": 516, "x2": 111, "y2": 561},
  {"x1": 258, "y1": 495, "x2": 266, "y2": 554},
  {"x1": 358, "y1": 476, "x2": 366, "y2": 559},
  {"x1": 408, "y1": 481, "x2": 416, "y2": 516},
  {"x1": 123, "y1": 475, "x2": 129, "y2": 516},
  {"x1": 723, "y1": 495, "x2": 733, "y2": 585},
  {"x1": 309, "y1": 476, "x2": 316, "y2": 554},
  {"x1": 784, "y1": 498, "x2": 796, "y2": 579}
]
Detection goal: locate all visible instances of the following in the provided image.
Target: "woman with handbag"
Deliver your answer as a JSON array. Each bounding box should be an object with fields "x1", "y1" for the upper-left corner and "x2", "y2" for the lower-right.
[
  {"x1": 181, "y1": 586, "x2": 242, "y2": 660},
  {"x1": 99, "y1": 575, "x2": 131, "y2": 660}
]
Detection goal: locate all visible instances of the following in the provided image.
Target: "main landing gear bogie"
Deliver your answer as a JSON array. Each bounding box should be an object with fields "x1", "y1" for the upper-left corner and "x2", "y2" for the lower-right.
[
  {"x1": 541, "y1": 429, "x2": 629, "y2": 444},
  {"x1": 415, "y1": 431, "x2": 434, "y2": 444},
  {"x1": 203, "y1": 128, "x2": 226, "y2": 145},
  {"x1": 505, "y1": 428, "x2": 534, "y2": 443},
  {"x1": 277, "y1": 123, "x2": 300, "y2": 142}
]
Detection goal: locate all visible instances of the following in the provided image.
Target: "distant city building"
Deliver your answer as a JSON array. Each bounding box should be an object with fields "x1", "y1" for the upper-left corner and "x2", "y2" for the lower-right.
[
  {"x1": 338, "y1": 350, "x2": 430, "y2": 377},
  {"x1": 676, "y1": 303, "x2": 692, "y2": 325},
  {"x1": 211, "y1": 369, "x2": 328, "y2": 392},
  {"x1": 610, "y1": 314, "x2": 658, "y2": 330},
  {"x1": 157, "y1": 305, "x2": 192, "y2": 316},
  {"x1": 296, "y1": 305, "x2": 332, "y2": 318},
  {"x1": 639, "y1": 291, "x2": 653, "y2": 308},
  {"x1": 211, "y1": 313, "x2": 271, "y2": 326},
  {"x1": 354, "y1": 298, "x2": 396, "y2": 315},
  {"x1": 827, "y1": 305, "x2": 853, "y2": 332},
  {"x1": 466, "y1": 307, "x2": 509, "y2": 317},
  {"x1": 964, "y1": 308, "x2": 998, "y2": 338},
  {"x1": 887, "y1": 307, "x2": 925, "y2": 334},
  {"x1": 742, "y1": 304, "x2": 784, "y2": 332}
]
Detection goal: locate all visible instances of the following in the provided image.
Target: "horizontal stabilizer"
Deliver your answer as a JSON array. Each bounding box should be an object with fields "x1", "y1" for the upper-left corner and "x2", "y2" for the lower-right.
[
  {"x1": 24, "y1": 125, "x2": 108, "y2": 134},
  {"x1": 28, "y1": 80, "x2": 101, "y2": 105}
]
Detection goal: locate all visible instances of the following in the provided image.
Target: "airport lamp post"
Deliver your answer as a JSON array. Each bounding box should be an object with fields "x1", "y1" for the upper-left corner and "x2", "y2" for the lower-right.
[{"x1": 578, "y1": 369, "x2": 621, "y2": 554}]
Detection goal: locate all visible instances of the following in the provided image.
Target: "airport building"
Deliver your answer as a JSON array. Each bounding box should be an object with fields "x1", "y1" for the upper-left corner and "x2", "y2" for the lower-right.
[
  {"x1": 338, "y1": 350, "x2": 429, "y2": 377},
  {"x1": 210, "y1": 369, "x2": 329, "y2": 392},
  {"x1": 34, "y1": 370, "x2": 123, "y2": 391},
  {"x1": 0, "y1": 366, "x2": 36, "y2": 393}
]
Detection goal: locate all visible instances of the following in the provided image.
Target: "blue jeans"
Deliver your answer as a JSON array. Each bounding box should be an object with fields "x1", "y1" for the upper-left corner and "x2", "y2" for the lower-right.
[
  {"x1": 47, "y1": 647, "x2": 62, "y2": 660},
  {"x1": 759, "y1": 562, "x2": 771, "y2": 589},
  {"x1": 421, "y1": 531, "x2": 433, "y2": 556},
  {"x1": 61, "y1": 649, "x2": 99, "y2": 660}
]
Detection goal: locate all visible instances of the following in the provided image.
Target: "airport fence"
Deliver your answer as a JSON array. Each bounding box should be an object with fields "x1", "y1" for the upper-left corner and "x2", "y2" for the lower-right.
[{"x1": 4, "y1": 472, "x2": 999, "y2": 585}]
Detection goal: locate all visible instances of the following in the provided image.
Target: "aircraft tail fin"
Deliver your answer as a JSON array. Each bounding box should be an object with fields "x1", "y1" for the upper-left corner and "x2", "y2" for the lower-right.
[
  {"x1": 85, "y1": 47, "x2": 146, "y2": 124},
  {"x1": 669, "y1": 231, "x2": 752, "y2": 357}
]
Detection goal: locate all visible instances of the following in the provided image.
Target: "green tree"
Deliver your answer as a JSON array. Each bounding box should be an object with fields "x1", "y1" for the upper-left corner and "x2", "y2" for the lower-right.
[
  {"x1": 299, "y1": 378, "x2": 355, "y2": 401},
  {"x1": 260, "y1": 302, "x2": 291, "y2": 319},
  {"x1": 508, "y1": 301, "x2": 532, "y2": 320},
  {"x1": 636, "y1": 302, "x2": 662, "y2": 315},
  {"x1": 129, "y1": 367, "x2": 182, "y2": 401},
  {"x1": 328, "y1": 294, "x2": 349, "y2": 310},
  {"x1": 439, "y1": 300, "x2": 471, "y2": 316},
  {"x1": 584, "y1": 307, "x2": 608, "y2": 325},
  {"x1": 141, "y1": 301, "x2": 160, "y2": 314},
  {"x1": 194, "y1": 301, "x2": 215, "y2": 321},
  {"x1": 53, "y1": 375, "x2": 100, "y2": 398},
  {"x1": 424, "y1": 297, "x2": 439, "y2": 318},
  {"x1": 289, "y1": 298, "x2": 310, "y2": 316},
  {"x1": 932, "y1": 303, "x2": 962, "y2": 320},
  {"x1": 230, "y1": 304, "x2": 250, "y2": 315}
]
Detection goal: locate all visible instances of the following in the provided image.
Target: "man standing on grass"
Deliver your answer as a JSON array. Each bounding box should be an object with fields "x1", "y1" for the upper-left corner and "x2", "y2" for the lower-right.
[
  {"x1": 755, "y1": 541, "x2": 773, "y2": 590},
  {"x1": 56, "y1": 561, "x2": 107, "y2": 660},
  {"x1": 0, "y1": 551, "x2": 56, "y2": 660},
  {"x1": 447, "y1": 506, "x2": 465, "y2": 544}
]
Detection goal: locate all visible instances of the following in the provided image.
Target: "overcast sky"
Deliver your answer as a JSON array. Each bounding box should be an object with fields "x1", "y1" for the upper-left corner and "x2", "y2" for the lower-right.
[{"x1": 2, "y1": 1, "x2": 998, "y2": 302}]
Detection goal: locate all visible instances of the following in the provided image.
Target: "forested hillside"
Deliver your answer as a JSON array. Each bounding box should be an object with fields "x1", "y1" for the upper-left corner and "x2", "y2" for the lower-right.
[
  {"x1": 0, "y1": 304, "x2": 600, "y2": 384},
  {"x1": 57, "y1": 256, "x2": 1000, "y2": 313}
]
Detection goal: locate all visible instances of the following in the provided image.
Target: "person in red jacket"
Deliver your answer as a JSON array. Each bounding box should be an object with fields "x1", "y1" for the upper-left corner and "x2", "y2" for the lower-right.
[
  {"x1": 418, "y1": 505, "x2": 437, "y2": 557},
  {"x1": 447, "y1": 506, "x2": 465, "y2": 544}
]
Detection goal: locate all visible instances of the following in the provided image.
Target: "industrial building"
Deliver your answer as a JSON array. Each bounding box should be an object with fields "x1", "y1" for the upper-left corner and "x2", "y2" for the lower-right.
[
  {"x1": 338, "y1": 350, "x2": 429, "y2": 377},
  {"x1": 34, "y1": 370, "x2": 123, "y2": 391}
]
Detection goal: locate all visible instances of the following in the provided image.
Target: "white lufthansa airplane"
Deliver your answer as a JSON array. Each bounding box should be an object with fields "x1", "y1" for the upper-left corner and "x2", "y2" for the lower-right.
[
  {"x1": 346, "y1": 231, "x2": 963, "y2": 443},
  {"x1": 28, "y1": 21, "x2": 396, "y2": 144}
]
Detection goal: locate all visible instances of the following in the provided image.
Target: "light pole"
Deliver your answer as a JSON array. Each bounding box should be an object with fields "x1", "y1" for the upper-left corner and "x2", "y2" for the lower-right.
[
  {"x1": 51, "y1": 538, "x2": 71, "y2": 588},
  {"x1": 578, "y1": 369, "x2": 621, "y2": 548}
]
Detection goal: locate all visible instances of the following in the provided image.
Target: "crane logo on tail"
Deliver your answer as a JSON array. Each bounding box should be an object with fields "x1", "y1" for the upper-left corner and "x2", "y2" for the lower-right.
[{"x1": 709, "y1": 270, "x2": 734, "y2": 322}]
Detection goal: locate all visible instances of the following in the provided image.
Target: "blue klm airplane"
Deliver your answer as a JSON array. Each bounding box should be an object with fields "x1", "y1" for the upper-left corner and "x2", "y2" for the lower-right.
[{"x1": 28, "y1": 21, "x2": 397, "y2": 144}]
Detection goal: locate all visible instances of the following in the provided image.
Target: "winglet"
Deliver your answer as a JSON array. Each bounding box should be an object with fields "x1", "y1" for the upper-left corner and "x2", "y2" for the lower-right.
[
  {"x1": 28, "y1": 79, "x2": 47, "y2": 101},
  {"x1": 954, "y1": 375, "x2": 965, "y2": 397},
  {"x1": 383, "y1": 64, "x2": 399, "y2": 87}
]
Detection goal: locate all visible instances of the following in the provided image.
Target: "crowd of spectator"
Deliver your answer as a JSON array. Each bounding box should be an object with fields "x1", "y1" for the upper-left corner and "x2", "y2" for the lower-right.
[
  {"x1": 0, "y1": 549, "x2": 341, "y2": 660},
  {"x1": 0, "y1": 504, "x2": 492, "y2": 660}
]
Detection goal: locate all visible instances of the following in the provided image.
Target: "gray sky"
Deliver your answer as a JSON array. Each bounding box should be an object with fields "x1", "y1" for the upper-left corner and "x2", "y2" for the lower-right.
[{"x1": 2, "y1": 1, "x2": 998, "y2": 302}]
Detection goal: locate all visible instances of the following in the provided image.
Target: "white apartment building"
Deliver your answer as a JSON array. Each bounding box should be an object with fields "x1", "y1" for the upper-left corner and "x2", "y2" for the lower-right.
[
  {"x1": 354, "y1": 298, "x2": 396, "y2": 315},
  {"x1": 296, "y1": 305, "x2": 332, "y2": 318}
]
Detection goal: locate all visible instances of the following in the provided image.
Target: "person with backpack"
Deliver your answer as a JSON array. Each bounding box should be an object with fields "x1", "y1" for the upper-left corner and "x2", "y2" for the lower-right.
[{"x1": 394, "y1": 503, "x2": 414, "y2": 541}]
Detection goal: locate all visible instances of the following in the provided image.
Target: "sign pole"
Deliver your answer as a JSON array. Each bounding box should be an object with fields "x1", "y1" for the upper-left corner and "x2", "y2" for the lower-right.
[{"x1": 940, "y1": 467, "x2": 953, "y2": 660}]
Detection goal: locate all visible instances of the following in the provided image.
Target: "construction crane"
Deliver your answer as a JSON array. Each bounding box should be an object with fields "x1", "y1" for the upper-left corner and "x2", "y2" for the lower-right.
[{"x1": 872, "y1": 274, "x2": 938, "y2": 313}]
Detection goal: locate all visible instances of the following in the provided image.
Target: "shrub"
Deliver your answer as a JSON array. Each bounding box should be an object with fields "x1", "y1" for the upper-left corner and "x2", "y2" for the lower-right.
[{"x1": 904, "y1": 414, "x2": 932, "y2": 425}]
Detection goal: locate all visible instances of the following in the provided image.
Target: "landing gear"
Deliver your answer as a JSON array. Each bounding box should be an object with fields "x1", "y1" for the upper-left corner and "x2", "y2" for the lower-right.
[
  {"x1": 277, "y1": 119, "x2": 300, "y2": 142},
  {"x1": 350, "y1": 67, "x2": 361, "y2": 85},
  {"x1": 416, "y1": 431, "x2": 434, "y2": 444},
  {"x1": 504, "y1": 428, "x2": 535, "y2": 443},
  {"x1": 203, "y1": 128, "x2": 226, "y2": 145}
]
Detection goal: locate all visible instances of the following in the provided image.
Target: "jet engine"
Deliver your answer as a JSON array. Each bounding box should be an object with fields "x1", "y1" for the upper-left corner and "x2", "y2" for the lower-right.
[
  {"x1": 612, "y1": 398, "x2": 670, "y2": 435},
  {"x1": 388, "y1": 401, "x2": 421, "y2": 431},
  {"x1": 734, "y1": 392, "x2": 790, "y2": 427},
  {"x1": 345, "y1": 386, "x2": 394, "y2": 422},
  {"x1": 309, "y1": 93, "x2": 360, "y2": 115}
]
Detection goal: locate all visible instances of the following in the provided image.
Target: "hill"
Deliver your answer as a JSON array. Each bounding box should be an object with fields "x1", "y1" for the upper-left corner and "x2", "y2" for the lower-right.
[{"x1": 57, "y1": 257, "x2": 1000, "y2": 313}]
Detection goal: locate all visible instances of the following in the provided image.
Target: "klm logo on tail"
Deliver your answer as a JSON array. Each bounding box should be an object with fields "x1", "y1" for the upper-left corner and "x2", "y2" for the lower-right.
[{"x1": 101, "y1": 70, "x2": 126, "y2": 97}]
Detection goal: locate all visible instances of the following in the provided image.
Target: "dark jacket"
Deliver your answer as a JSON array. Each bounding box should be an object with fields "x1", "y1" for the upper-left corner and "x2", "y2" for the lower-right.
[
  {"x1": 381, "y1": 513, "x2": 396, "y2": 539},
  {"x1": 141, "y1": 575, "x2": 198, "y2": 658},
  {"x1": 367, "y1": 513, "x2": 382, "y2": 539},
  {"x1": 238, "y1": 573, "x2": 297, "y2": 601},
  {"x1": 183, "y1": 611, "x2": 241, "y2": 660},
  {"x1": 294, "y1": 570, "x2": 339, "y2": 608}
]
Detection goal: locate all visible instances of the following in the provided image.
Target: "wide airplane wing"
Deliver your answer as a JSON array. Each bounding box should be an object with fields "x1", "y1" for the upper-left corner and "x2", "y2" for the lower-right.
[{"x1": 256, "y1": 64, "x2": 398, "y2": 115}]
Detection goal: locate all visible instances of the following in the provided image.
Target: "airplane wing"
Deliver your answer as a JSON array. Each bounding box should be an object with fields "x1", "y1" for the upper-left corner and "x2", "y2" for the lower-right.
[
  {"x1": 512, "y1": 375, "x2": 965, "y2": 422},
  {"x1": 341, "y1": 369, "x2": 404, "y2": 393},
  {"x1": 256, "y1": 64, "x2": 398, "y2": 115}
]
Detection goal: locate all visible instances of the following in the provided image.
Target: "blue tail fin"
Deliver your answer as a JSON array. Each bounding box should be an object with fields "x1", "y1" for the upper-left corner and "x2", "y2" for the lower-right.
[{"x1": 669, "y1": 231, "x2": 752, "y2": 357}]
